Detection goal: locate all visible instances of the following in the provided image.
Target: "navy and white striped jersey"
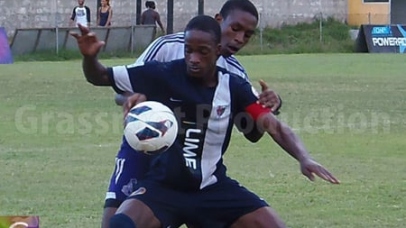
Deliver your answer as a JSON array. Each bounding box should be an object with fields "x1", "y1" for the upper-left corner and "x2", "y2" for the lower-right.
[
  {"x1": 132, "y1": 32, "x2": 252, "y2": 84},
  {"x1": 108, "y1": 59, "x2": 265, "y2": 190}
]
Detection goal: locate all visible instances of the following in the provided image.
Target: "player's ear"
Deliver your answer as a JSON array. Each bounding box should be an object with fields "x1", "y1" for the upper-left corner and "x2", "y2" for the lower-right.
[{"x1": 214, "y1": 13, "x2": 223, "y2": 24}]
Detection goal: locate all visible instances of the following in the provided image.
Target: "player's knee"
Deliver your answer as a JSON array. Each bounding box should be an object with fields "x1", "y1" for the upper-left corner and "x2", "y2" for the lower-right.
[
  {"x1": 109, "y1": 213, "x2": 137, "y2": 228},
  {"x1": 231, "y1": 207, "x2": 286, "y2": 228},
  {"x1": 102, "y1": 207, "x2": 118, "y2": 228}
]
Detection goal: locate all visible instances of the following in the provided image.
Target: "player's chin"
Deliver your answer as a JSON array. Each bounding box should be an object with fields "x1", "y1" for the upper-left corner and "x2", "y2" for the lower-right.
[{"x1": 187, "y1": 68, "x2": 204, "y2": 78}]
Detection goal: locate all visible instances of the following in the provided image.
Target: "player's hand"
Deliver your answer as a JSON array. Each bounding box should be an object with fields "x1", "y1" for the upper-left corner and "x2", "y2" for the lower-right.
[
  {"x1": 258, "y1": 80, "x2": 281, "y2": 113},
  {"x1": 70, "y1": 24, "x2": 105, "y2": 57},
  {"x1": 123, "y1": 93, "x2": 147, "y2": 119},
  {"x1": 300, "y1": 158, "x2": 340, "y2": 184}
]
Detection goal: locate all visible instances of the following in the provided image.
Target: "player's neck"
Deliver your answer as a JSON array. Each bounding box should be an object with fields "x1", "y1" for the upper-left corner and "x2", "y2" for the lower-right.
[{"x1": 202, "y1": 68, "x2": 218, "y2": 88}]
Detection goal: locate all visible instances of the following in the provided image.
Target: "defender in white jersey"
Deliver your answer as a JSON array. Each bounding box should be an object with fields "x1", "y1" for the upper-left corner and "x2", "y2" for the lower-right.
[
  {"x1": 72, "y1": 14, "x2": 340, "y2": 228},
  {"x1": 104, "y1": 1, "x2": 282, "y2": 227}
]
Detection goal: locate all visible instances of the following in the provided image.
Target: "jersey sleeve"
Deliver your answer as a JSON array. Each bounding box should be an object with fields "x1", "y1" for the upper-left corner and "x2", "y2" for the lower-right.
[
  {"x1": 107, "y1": 62, "x2": 161, "y2": 95},
  {"x1": 70, "y1": 7, "x2": 77, "y2": 20},
  {"x1": 86, "y1": 6, "x2": 91, "y2": 23},
  {"x1": 234, "y1": 79, "x2": 270, "y2": 121}
]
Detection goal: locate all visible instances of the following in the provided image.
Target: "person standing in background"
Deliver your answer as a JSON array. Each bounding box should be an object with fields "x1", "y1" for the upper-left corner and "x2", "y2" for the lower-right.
[
  {"x1": 141, "y1": 1, "x2": 165, "y2": 34},
  {"x1": 97, "y1": 0, "x2": 113, "y2": 27},
  {"x1": 69, "y1": 0, "x2": 91, "y2": 27}
]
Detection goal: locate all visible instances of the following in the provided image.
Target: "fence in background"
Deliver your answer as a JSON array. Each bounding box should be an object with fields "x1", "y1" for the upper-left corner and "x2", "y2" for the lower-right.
[
  {"x1": 10, "y1": 25, "x2": 156, "y2": 56},
  {"x1": 5, "y1": 12, "x2": 393, "y2": 55},
  {"x1": 3, "y1": 12, "x2": 391, "y2": 37}
]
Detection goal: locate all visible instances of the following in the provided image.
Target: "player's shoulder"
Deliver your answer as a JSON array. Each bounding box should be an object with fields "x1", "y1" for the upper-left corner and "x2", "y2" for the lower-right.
[
  {"x1": 154, "y1": 32, "x2": 185, "y2": 44},
  {"x1": 134, "y1": 32, "x2": 185, "y2": 65},
  {"x1": 216, "y1": 55, "x2": 247, "y2": 79},
  {"x1": 143, "y1": 58, "x2": 185, "y2": 71},
  {"x1": 224, "y1": 55, "x2": 245, "y2": 72},
  {"x1": 217, "y1": 66, "x2": 246, "y2": 84},
  {"x1": 165, "y1": 59, "x2": 186, "y2": 71},
  {"x1": 153, "y1": 32, "x2": 185, "y2": 50}
]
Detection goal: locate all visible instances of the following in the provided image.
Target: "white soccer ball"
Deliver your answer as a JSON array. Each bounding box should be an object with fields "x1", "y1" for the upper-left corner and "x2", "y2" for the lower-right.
[{"x1": 124, "y1": 101, "x2": 178, "y2": 154}]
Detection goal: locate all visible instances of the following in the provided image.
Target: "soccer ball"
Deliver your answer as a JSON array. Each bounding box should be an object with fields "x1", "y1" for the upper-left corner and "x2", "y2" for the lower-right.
[{"x1": 124, "y1": 101, "x2": 178, "y2": 154}]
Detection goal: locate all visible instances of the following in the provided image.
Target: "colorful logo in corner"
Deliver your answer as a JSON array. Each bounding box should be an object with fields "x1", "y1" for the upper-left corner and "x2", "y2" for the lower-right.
[
  {"x1": 0, "y1": 216, "x2": 39, "y2": 228},
  {"x1": 0, "y1": 27, "x2": 13, "y2": 64},
  {"x1": 371, "y1": 26, "x2": 392, "y2": 36},
  {"x1": 370, "y1": 25, "x2": 406, "y2": 53}
]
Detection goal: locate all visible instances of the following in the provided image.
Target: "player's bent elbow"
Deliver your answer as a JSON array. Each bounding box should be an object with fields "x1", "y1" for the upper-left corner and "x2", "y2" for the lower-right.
[
  {"x1": 85, "y1": 76, "x2": 111, "y2": 86},
  {"x1": 84, "y1": 75, "x2": 99, "y2": 85}
]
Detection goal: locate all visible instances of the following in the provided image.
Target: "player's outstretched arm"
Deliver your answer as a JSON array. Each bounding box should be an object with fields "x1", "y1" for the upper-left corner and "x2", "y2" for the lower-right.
[
  {"x1": 257, "y1": 113, "x2": 340, "y2": 184},
  {"x1": 70, "y1": 24, "x2": 110, "y2": 86}
]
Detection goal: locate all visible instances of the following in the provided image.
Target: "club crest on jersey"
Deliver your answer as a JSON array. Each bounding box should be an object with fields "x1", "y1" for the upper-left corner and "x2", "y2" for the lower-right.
[{"x1": 216, "y1": 105, "x2": 226, "y2": 117}]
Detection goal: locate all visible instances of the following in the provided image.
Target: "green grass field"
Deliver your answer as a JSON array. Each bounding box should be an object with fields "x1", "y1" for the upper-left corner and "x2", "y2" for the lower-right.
[{"x1": 1, "y1": 54, "x2": 405, "y2": 228}]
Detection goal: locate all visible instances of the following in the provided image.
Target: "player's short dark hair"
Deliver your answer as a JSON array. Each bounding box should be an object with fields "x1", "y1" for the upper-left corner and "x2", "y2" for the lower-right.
[
  {"x1": 219, "y1": 0, "x2": 258, "y2": 21},
  {"x1": 145, "y1": 1, "x2": 156, "y2": 9},
  {"x1": 184, "y1": 15, "x2": 221, "y2": 44}
]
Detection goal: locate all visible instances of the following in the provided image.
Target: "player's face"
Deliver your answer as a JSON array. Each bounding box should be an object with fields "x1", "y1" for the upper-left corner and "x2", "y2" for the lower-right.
[
  {"x1": 78, "y1": 0, "x2": 84, "y2": 6},
  {"x1": 216, "y1": 9, "x2": 257, "y2": 57},
  {"x1": 184, "y1": 30, "x2": 221, "y2": 79}
]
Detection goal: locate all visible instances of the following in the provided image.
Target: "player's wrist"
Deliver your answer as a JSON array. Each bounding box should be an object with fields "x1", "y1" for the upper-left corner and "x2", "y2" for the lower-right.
[
  {"x1": 298, "y1": 155, "x2": 313, "y2": 164},
  {"x1": 272, "y1": 95, "x2": 282, "y2": 115}
]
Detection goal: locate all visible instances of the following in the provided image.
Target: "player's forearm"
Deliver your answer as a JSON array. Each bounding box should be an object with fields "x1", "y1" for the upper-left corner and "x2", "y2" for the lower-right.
[
  {"x1": 261, "y1": 115, "x2": 311, "y2": 162},
  {"x1": 243, "y1": 107, "x2": 283, "y2": 142},
  {"x1": 82, "y1": 56, "x2": 110, "y2": 86}
]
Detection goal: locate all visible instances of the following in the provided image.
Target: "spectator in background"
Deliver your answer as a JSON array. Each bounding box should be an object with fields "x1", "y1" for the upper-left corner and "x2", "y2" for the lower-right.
[
  {"x1": 97, "y1": 0, "x2": 113, "y2": 27},
  {"x1": 69, "y1": 0, "x2": 91, "y2": 27},
  {"x1": 141, "y1": 1, "x2": 165, "y2": 34}
]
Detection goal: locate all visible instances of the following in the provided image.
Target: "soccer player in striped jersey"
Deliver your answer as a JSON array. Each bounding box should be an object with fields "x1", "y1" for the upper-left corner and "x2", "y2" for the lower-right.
[
  {"x1": 73, "y1": 14, "x2": 340, "y2": 228},
  {"x1": 106, "y1": 1, "x2": 283, "y2": 227},
  {"x1": 112, "y1": 0, "x2": 284, "y2": 226}
]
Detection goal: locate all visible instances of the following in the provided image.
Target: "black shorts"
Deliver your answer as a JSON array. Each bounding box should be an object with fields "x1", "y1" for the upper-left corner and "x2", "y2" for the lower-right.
[{"x1": 128, "y1": 177, "x2": 268, "y2": 228}]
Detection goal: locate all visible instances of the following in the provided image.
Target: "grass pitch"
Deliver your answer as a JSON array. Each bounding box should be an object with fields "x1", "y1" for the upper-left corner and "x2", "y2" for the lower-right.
[{"x1": 0, "y1": 54, "x2": 405, "y2": 227}]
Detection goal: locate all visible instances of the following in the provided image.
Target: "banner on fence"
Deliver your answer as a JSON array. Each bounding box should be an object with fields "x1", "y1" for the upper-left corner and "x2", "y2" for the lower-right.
[
  {"x1": 356, "y1": 24, "x2": 406, "y2": 53},
  {"x1": 0, "y1": 27, "x2": 13, "y2": 64}
]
